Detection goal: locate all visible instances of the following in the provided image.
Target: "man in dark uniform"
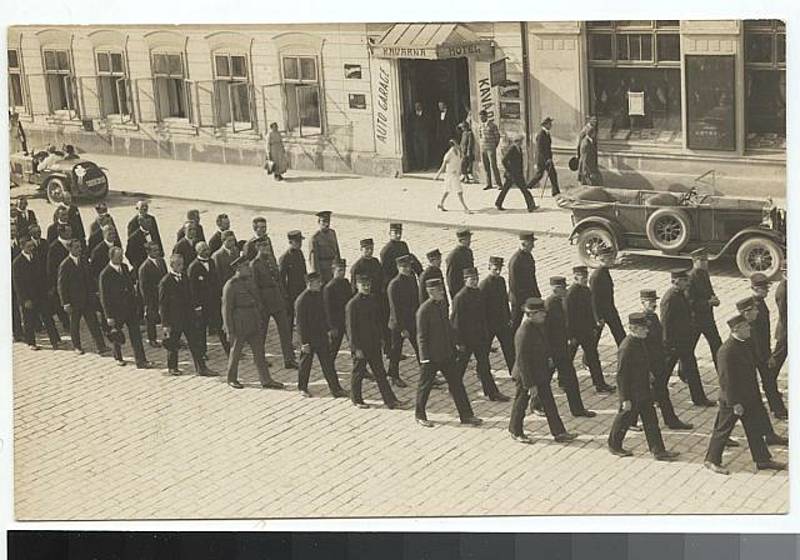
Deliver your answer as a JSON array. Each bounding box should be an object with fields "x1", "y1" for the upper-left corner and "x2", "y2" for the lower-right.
[
  {"x1": 379, "y1": 223, "x2": 423, "y2": 285},
  {"x1": 208, "y1": 213, "x2": 234, "y2": 254},
  {"x1": 58, "y1": 239, "x2": 109, "y2": 356},
  {"x1": 479, "y1": 256, "x2": 515, "y2": 371},
  {"x1": 608, "y1": 313, "x2": 680, "y2": 461},
  {"x1": 495, "y1": 134, "x2": 536, "y2": 212},
  {"x1": 323, "y1": 258, "x2": 352, "y2": 365},
  {"x1": 661, "y1": 268, "x2": 714, "y2": 407},
  {"x1": 126, "y1": 200, "x2": 163, "y2": 252},
  {"x1": 175, "y1": 209, "x2": 206, "y2": 243},
  {"x1": 686, "y1": 247, "x2": 722, "y2": 371},
  {"x1": 159, "y1": 253, "x2": 209, "y2": 376},
  {"x1": 223, "y1": 256, "x2": 284, "y2": 390},
  {"x1": 308, "y1": 211, "x2": 340, "y2": 284},
  {"x1": 415, "y1": 278, "x2": 482, "y2": 428},
  {"x1": 212, "y1": 230, "x2": 240, "y2": 289},
  {"x1": 451, "y1": 267, "x2": 508, "y2": 402},
  {"x1": 295, "y1": 272, "x2": 348, "y2": 398},
  {"x1": 138, "y1": 241, "x2": 167, "y2": 348},
  {"x1": 47, "y1": 223, "x2": 73, "y2": 330},
  {"x1": 590, "y1": 246, "x2": 626, "y2": 347},
  {"x1": 387, "y1": 255, "x2": 421, "y2": 388},
  {"x1": 188, "y1": 241, "x2": 230, "y2": 359},
  {"x1": 346, "y1": 275, "x2": 405, "y2": 409},
  {"x1": 172, "y1": 222, "x2": 200, "y2": 268},
  {"x1": 749, "y1": 272, "x2": 787, "y2": 419},
  {"x1": 13, "y1": 237, "x2": 61, "y2": 350},
  {"x1": 565, "y1": 265, "x2": 614, "y2": 393},
  {"x1": 445, "y1": 228, "x2": 474, "y2": 300},
  {"x1": 508, "y1": 232, "x2": 541, "y2": 332},
  {"x1": 279, "y1": 230, "x2": 307, "y2": 337},
  {"x1": 419, "y1": 249, "x2": 447, "y2": 307},
  {"x1": 509, "y1": 297, "x2": 576, "y2": 444},
  {"x1": 768, "y1": 263, "x2": 788, "y2": 416},
  {"x1": 353, "y1": 237, "x2": 390, "y2": 357},
  {"x1": 704, "y1": 315, "x2": 786, "y2": 475},
  {"x1": 527, "y1": 116, "x2": 560, "y2": 196},
  {"x1": 409, "y1": 101, "x2": 432, "y2": 169},
  {"x1": 99, "y1": 246, "x2": 152, "y2": 368},
  {"x1": 126, "y1": 215, "x2": 158, "y2": 274}
]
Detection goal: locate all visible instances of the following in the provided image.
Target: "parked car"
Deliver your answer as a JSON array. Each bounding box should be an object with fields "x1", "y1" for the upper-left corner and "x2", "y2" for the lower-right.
[
  {"x1": 557, "y1": 186, "x2": 786, "y2": 279},
  {"x1": 9, "y1": 149, "x2": 109, "y2": 205}
]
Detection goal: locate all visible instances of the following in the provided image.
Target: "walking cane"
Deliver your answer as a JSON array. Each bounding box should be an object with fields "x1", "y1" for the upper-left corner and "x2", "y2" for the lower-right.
[{"x1": 539, "y1": 163, "x2": 551, "y2": 201}]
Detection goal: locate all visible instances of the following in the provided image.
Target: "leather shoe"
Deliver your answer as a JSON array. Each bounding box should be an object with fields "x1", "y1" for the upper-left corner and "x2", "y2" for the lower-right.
[
  {"x1": 29, "y1": 344, "x2": 41, "y2": 351},
  {"x1": 704, "y1": 461, "x2": 730, "y2": 475},
  {"x1": 284, "y1": 360, "x2": 299, "y2": 369},
  {"x1": 332, "y1": 388, "x2": 349, "y2": 399},
  {"x1": 488, "y1": 392, "x2": 510, "y2": 402},
  {"x1": 654, "y1": 450, "x2": 680, "y2": 461},
  {"x1": 724, "y1": 438, "x2": 740, "y2": 448},
  {"x1": 666, "y1": 420, "x2": 694, "y2": 430},
  {"x1": 461, "y1": 416, "x2": 483, "y2": 427},
  {"x1": 390, "y1": 376, "x2": 408, "y2": 388},
  {"x1": 168, "y1": 368, "x2": 182, "y2": 376},
  {"x1": 495, "y1": 205, "x2": 505, "y2": 211},
  {"x1": 765, "y1": 433, "x2": 789, "y2": 446},
  {"x1": 299, "y1": 389, "x2": 312, "y2": 398},
  {"x1": 574, "y1": 409, "x2": 597, "y2": 418},
  {"x1": 388, "y1": 399, "x2": 409, "y2": 409},
  {"x1": 483, "y1": 185, "x2": 494, "y2": 191},
  {"x1": 115, "y1": 359, "x2": 126, "y2": 367},
  {"x1": 554, "y1": 432, "x2": 577, "y2": 443},
  {"x1": 694, "y1": 399, "x2": 717, "y2": 408},
  {"x1": 511, "y1": 433, "x2": 532, "y2": 444},
  {"x1": 416, "y1": 418, "x2": 434, "y2": 428},
  {"x1": 608, "y1": 446, "x2": 633, "y2": 457},
  {"x1": 136, "y1": 361, "x2": 155, "y2": 370},
  {"x1": 261, "y1": 380, "x2": 285, "y2": 390},
  {"x1": 756, "y1": 460, "x2": 787, "y2": 471},
  {"x1": 228, "y1": 381, "x2": 244, "y2": 389},
  {"x1": 74, "y1": 348, "x2": 85, "y2": 355},
  {"x1": 595, "y1": 383, "x2": 616, "y2": 394},
  {"x1": 198, "y1": 367, "x2": 216, "y2": 376},
  {"x1": 354, "y1": 402, "x2": 370, "y2": 409}
]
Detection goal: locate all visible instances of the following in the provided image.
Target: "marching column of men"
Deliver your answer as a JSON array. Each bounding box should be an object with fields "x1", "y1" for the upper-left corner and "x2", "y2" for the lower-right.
[{"x1": 11, "y1": 200, "x2": 788, "y2": 475}]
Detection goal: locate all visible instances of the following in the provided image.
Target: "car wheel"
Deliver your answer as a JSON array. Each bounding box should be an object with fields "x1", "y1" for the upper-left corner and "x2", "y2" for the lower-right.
[
  {"x1": 645, "y1": 208, "x2": 691, "y2": 253},
  {"x1": 45, "y1": 177, "x2": 68, "y2": 205},
  {"x1": 576, "y1": 227, "x2": 617, "y2": 267},
  {"x1": 736, "y1": 237, "x2": 783, "y2": 279}
]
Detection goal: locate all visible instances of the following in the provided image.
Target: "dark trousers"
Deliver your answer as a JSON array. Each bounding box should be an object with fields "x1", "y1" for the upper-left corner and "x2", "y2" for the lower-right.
[
  {"x1": 567, "y1": 332, "x2": 608, "y2": 387},
  {"x1": 768, "y1": 330, "x2": 787, "y2": 378},
  {"x1": 689, "y1": 317, "x2": 722, "y2": 370},
  {"x1": 481, "y1": 148, "x2": 502, "y2": 188},
  {"x1": 22, "y1": 299, "x2": 60, "y2": 347},
  {"x1": 415, "y1": 359, "x2": 474, "y2": 422},
  {"x1": 227, "y1": 331, "x2": 272, "y2": 385},
  {"x1": 454, "y1": 343, "x2": 499, "y2": 397},
  {"x1": 597, "y1": 310, "x2": 626, "y2": 347},
  {"x1": 547, "y1": 351, "x2": 587, "y2": 415},
  {"x1": 265, "y1": 309, "x2": 295, "y2": 364},
  {"x1": 329, "y1": 328, "x2": 346, "y2": 364},
  {"x1": 509, "y1": 378, "x2": 566, "y2": 437},
  {"x1": 388, "y1": 327, "x2": 419, "y2": 378},
  {"x1": 68, "y1": 305, "x2": 107, "y2": 352},
  {"x1": 165, "y1": 324, "x2": 204, "y2": 372},
  {"x1": 664, "y1": 342, "x2": 708, "y2": 405},
  {"x1": 705, "y1": 403, "x2": 771, "y2": 466},
  {"x1": 756, "y1": 359, "x2": 786, "y2": 415},
  {"x1": 412, "y1": 134, "x2": 431, "y2": 170},
  {"x1": 297, "y1": 340, "x2": 343, "y2": 393},
  {"x1": 197, "y1": 308, "x2": 230, "y2": 357},
  {"x1": 286, "y1": 296, "x2": 299, "y2": 337},
  {"x1": 351, "y1": 347, "x2": 397, "y2": 405},
  {"x1": 487, "y1": 324, "x2": 515, "y2": 371},
  {"x1": 528, "y1": 161, "x2": 560, "y2": 195},
  {"x1": 379, "y1": 296, "x2": 391, "y2": 357},
  {"x1": 12, "y1": 293, "x2": 23, "y2": 341},
  {"x1": 50, "y1": 290, "x2": 70, "y2": 330},
  {"x1": 608, "y1": 401, "x2": 665, "y2": 453},
  {"x1": 111, "y1": 316, "x2": 147, "y2": 366},
  {"x1": 144, "y1": 308, "x2": 159, "y2": 343},
  {"x1": 495, "y1": 173, "x2": 536, "y2": 211},
  {"x1": 648, "y1": 365, "x2": 682, "y2": 426}
]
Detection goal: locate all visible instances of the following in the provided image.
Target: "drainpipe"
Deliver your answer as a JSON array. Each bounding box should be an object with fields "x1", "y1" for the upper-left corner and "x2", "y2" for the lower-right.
[{"x1": 520, "y1": 21, "x2": 533, "y2": 172}]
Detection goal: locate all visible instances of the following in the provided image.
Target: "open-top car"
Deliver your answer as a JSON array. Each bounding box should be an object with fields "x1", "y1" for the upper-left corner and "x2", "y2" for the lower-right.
[
  {"x1": 557, "y1": 186, "x2": 786, "y2": 279},
  {"x1": 10, "y1": 149, "x2": 109, "y2": 205}
]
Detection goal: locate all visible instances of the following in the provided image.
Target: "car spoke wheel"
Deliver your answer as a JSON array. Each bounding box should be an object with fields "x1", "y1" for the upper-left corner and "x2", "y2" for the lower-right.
[
  {"x1": 736, "y1": 237, "x2": 783, "y2": 279},
  {"x1": 576, "y1": 227, "x2": 617, "y2": 267},
  {"x1": 45, "y1": 177, "x2": 67, "y2": 205},
  {"x1": 645, "y1": 207, "x2": 691, "y2": 253}
]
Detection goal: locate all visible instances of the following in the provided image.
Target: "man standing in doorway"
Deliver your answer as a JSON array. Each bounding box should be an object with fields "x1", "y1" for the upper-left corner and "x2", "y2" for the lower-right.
[
  {"x1": 528, "y1": 116, "x2": 560, "y2": 196},
  {"x1": 410, "y1": 101, "x2": 432, "y2": 169},
  {"x1": 478, "y1": 110, "x2": 502, "y2": 190},
  {"x1": 435, "y1": 100, "x2": 457, "y2": 161}
]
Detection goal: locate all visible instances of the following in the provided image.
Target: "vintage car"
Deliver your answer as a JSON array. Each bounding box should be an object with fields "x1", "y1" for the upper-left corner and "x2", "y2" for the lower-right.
[
  {"x1": 557, "y1": 186, "x2": 786, "y2": 279},
  {"x1": 9, "y1": 149, "x2": 109, "y2": 205}
]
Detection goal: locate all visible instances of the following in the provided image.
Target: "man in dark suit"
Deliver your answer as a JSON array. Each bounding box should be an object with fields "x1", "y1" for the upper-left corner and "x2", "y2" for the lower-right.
[
  {"x1": 749, "y1": 273, "x2": 787, "y2": 419},
  {"x1": 445, "y1": 228, "x2": 474, "y2": 300},
  {"x1": 527, "y1": 116, "x2": 560, "y2": 196},
  {"x1": 89, "y1": 224, "x2": 118, "y2": 333},
  {"x1": 494, "y1": 135, "x2": 536, "y2": 212},
  {"x1": 175, "y1": 209, "x2": 205, "y2": 243},
  {"x1": 479, "y1": 256, "x2": 515, "y2": 371},
  {"x1": 172, "y1": 222, "x2": 200, "y2": 268},
  {"x1": 138, "y1": 241, "x2": 167, "y2": 347},
  {"x1": 188, "y1": 241, "x2": 230, "y2": 359},
  {"x1": 99, "y1": 246, "x2": 151, "y2": 368},
  {"x1": 590, "y1": 246, "x2": 626, "y2": 347},
  {"x1": 768, "y1": 263, "x2": 788, "y2": 416},
  {"x1": 608, "y1": 313, "x2": 680, "y2": 461},
  {"x1": 686, "y1": 247, "x2": 722, "y2": 371},
  {"x1": 212, "y1": 230, "x2": 240, "y2": 288},
  {"x1": 13, "y1": 237, "x2": 61, "y2": 349},
  {"x1": 88, "y1": 201, "x2": 117, "y2": 247},
  {"x1": 387, "y1": 255, "x2": 421, "y2": 387},
  {"x1": 409, "y1": 101, "x2": 432, "y2": 169},
  {"x1": 126, "y1": 200, "x2": 163, "y2": 252},
  {"x1": 508, "y1": 232, "x2": 541, "y2": 332},
  {"x1": 26, "y1": 223, "x2": 54, "y2": 330},
  {"x1": 704, "y1": 315, "x2": 785, "y2": 475},
  {"x1": 158, "y1": 253, "x2": 209, "y2": 376},
  {"x1": 11, "y1": 196, "x2": 37, "y2": 244},
  {"x1": 323, "y1": 258, "x2": 351, "y2": 365},
  {"x1": 50, "y1": 200, "x2": 86, "y2": 249},
  {"x1": 126, "y1": 215, "x2": 159, "y2": 274},
  {"x1": 509, "y1": 297, "x2": 575, "y2": 444},
  {"x1": 58, "y1": 239, "x2": 109, "y2": 355},
  {"x1": 415, "y1": 278, "x2": 482, "y2": 428},
  {"x1": 46, "y1": 205, "x2": 72, "y2": 245},
  {"x1": 208, "y1": 213, "x2": 234, "y2": 255},
  {"x1": 10, "y1": 226, "x2": 23, "y2": 342},
  {"x1": 47, "y1": 223, "x2": 73, "y2": 330},
  {"x1": 242, "y1": 216, "x2": 274, "y2": 261},
  {"x1": 295, "y1": 272, "x2": 348, "y2": 398},
  {"x1": 434, "y1": 100, "x2": 457, "y2": 161},
  {"x1": 418, "y1": 249, "x2": 447, "y2": 308},
  {"x1": 279, "y1": 230, "x2": 307, "y2": 336}
]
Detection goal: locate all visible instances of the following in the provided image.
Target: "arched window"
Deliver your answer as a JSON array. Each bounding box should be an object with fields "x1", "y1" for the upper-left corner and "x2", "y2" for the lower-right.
[
  {"x1": 88, "y1": 30, "x2": 133, "y2": 122},
  {"x1": 273, "y1": 32, "x2": 325, "y2": 136},
  {"x1": 37, "y1": 29, "x2": 78, "y2": 118},
  {"x1": 206, "y1": 32, "x2": 255, "y2": 132},
  {"x1": 143, "y1": 30, "x2": 192, "y2": 124}
]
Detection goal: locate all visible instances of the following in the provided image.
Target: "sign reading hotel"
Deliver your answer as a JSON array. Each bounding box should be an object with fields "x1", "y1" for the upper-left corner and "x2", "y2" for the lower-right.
[{"x1": 372, "y1": 41, "x2": 493, "y2": 60}]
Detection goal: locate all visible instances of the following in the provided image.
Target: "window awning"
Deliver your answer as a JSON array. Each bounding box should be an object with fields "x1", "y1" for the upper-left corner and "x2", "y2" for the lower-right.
[{"x1": 370, "y1": 23, "x2": 494, "y2": 61}]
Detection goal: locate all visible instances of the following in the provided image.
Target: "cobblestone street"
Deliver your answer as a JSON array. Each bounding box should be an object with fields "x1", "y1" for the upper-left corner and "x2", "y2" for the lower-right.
[{"x1": 12, "y1": 192, "x2": 788, "y2": 520}]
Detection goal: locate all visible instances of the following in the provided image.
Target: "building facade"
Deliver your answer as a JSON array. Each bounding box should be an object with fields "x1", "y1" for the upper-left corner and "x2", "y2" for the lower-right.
[{"x1": 8, "y1": 20, "x2": 786, "y2": 196}]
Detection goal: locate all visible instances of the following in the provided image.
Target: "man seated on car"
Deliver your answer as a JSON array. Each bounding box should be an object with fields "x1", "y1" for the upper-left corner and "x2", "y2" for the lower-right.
[{"x1": 38, "y1": 144, "x2": 64, "y2": 172}]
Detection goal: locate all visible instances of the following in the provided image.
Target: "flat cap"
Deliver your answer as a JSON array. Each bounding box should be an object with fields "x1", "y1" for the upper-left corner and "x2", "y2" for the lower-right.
[
  {"x1": 456, "y1": 228, "x2": 472, "y2": 238},
  {"x1": 426, "y1": 249, "x2": 442, "y2": 260},
  {"x1": 727, "y1": 314, "x2": 749, "y2": 329},
  {"x1": 735, "y1": 296, "x2": 756, "y2": 312},
  {"x1": 750, "y1": 272, "x2": 770, "y2": 287},
  {"x1": 287, "y1": 230, "x2": 304, "y2": 240},
  {"x1": 628, "y1": 312, "x2": 648, "y2": 327},
  {"x1": 462, "y1": 267, "x2": 478, "y2": 278},
  {"x1": 425, "y1": 278, "x2": 444, "y2": 289},
  {"x1": 360, "y1": 238, "x2": 374, "y2": 247},
  {"x1": 305, "y1": 271, "x2": 321, "y2": 281},
  {"x1": 316, "y1": 210, "x2": 332, "y2": 219},
  {"x1": 396, "y1": 254, "x2": 414, "y2": 267},
  {"x1": 524, "y1": 297, "x2": 546, "y2": 312},
  {"x1": 519, "y1": 232, "x2": 536, "y2": 241},
  {"x1": 549, "y1": 276, "x2": 567, "y2": 287},
  {"x1": 572, "y1": 265, "x2": 589, "y2": 275},
  {"x1": 489, "y1": 256, "x2": 504, "y2": 266},
  {"x1": 640, "y1": 289, "x2": 659, "y2": 300},
  {"x1": 389, "y1": 222, "x2": 403, "y2": 231}
]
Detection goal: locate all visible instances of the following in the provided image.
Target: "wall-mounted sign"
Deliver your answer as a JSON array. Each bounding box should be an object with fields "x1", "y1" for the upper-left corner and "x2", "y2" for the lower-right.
[
  {"x1": 371, "y1": 41, "x2": 493, "y2": 61},
  {"x1": 349, "y1": 93, "x2": 367, "y2": 110},
  {"x1": 344, "y1": 64, "x2": 362, "y2": 79},
  {"x1": 499, "y1": 102, "x2": 521, "y2": 120},
  {"x1": 627, "y1": 91, "x2": 645, "y2": 116},
  {"x1": 490, "y1": 58, "x2": 508, "y2": 87},
  {"x1": 499, "y1": 81, "x2": 520, "y2": 99}
]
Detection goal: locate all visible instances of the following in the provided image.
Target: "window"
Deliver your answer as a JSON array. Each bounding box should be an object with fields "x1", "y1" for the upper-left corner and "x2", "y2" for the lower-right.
[
  {"x1": 744, "y1": 20, "x2": 785, "y2": 150},
  {"x1": 8, "y1": 49, "x2": 25, "y2": 110},
  {"x1": 587, "y1": 21, "x2": 681, "y2": 145},
  {"x1": 42, "y1": 48, "x2": 77, "y2": 114},
  {"x1": 685, "y1": 55, "x2": 736, "y2": 151},
  {"x1": 213, "y1": 53, "x2": 253, "y2": 130},
  {"x1": 281, "y1": 55, "x2": 322, "y2": 135},
  {"x1": 96, "y1": 50, "x2": 131, "y2": 120},
  {"x1": 152, "y1": 52, "x2": 191, "y2": 121}
]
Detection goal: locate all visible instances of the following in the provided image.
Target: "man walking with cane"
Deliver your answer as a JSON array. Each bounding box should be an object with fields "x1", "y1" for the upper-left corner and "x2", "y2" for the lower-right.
[{"x1": 527, "y1": 117, "x2": 560, "y2": 196}]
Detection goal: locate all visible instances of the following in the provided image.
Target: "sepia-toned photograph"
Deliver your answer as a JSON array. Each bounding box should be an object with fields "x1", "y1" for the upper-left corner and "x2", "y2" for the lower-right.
[{"x1": 7, "y1": 19, "x2": 788, "y2": 521}]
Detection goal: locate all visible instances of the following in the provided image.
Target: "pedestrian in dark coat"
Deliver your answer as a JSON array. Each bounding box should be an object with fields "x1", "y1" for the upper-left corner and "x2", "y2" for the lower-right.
[
  {"x1": 138, "y1": 241, "x2": 167, "y2": 347},
  {"x1": 414, "y1": 278, "x2": 480, "y2": 428},
  {"x1": 608, "y1": 314, "x2": 678, "y2": 461},
  {"x1": 508, "y1": 232, "x2": 541, "y2": 332},
  {"x1": 172, "y1": 222, "x2": 199, "y2": 269},
  {"x1": 527, "y1": 117, "x2": 560, "y2": 195},
  {"x1": 409, "y1": 101, "x2": 432, "y2": 170},
  {"x1": 445, "y1": 228, "x2": 474, "y2": 299},
  {"x1": 212, "y1": 230, "x2": 240, "y2": 288},
  {"x1": 686, "y1": 248, "x2": 722, "y2": 371},
  {"x1": 434, "y1": 100, "x2": 457, "y2": 161},
  {"x1": 748, "y1": 273, "x2": 787, "y2": 418},
  {"x1": 577, "y1": 128, "x2": 603, "y2": 186},
  {"x1": 419, "y1": 249, "x2": 448, "y2": 308},
  {"x1": 279, "y1": 230, "x2": 307, "y2": 336},
  {"x1": 308, "y1": 211, "x2": 340, "y2": 284},
  {"x1": 494, "y1": 135, "x2": 536, "y2": 212},
  {"x1": 704, "y1": 315, "x2": 784, "y2": 475},
  {"x1": 99, "y1": 246, "x2": 150, "y2": 368},
  {"x1": 175, "y1": 209, "x2": 206, "y2": 243},
  {"x1": 387, "y1": 255, "x2": 421, "y2": 386},
  {"x1": 478, "y1": 256, "x2": 515, "y2": 371},
  {"x1": 589, "y1": 247, "x2": 626, "y2": 347},
  {"x1": 323, "y1": 259, "x2": 352, "y2": 364},
  {"x1": 13, "y1": 238, "x2": 61, "y2": 349},
  {"x1": 295, "y1": 272, "x2": 347, "y2": 398},
  {"x1": 126, "y1": 200, "x2": 163, "y2": 251},
  {"x1": 768, "y1": 265, "x2": 787, "y2": 409},
  {"x1": 126, "y1": 215, "x2": 159, "y2": 274},
  {"x1": 207, "y1": 213, "x2": 234, "y2": 255},
  {"x1": 458, "y1": 121, "x2": 476, "y2": 182},
  {"x1": 188, "y1": 241, "x2": 230, "y2": 359}
]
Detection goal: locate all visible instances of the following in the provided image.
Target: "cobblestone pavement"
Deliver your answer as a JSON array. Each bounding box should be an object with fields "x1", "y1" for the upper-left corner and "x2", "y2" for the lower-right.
[{"x1": 13, "y1": 194, "x2": 788, "y2": 520}]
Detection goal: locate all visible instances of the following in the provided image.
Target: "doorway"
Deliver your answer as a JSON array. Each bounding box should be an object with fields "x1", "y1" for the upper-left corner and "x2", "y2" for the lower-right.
[{"x1": 399, "y1": 57, "x2": 470, "y2": 172}]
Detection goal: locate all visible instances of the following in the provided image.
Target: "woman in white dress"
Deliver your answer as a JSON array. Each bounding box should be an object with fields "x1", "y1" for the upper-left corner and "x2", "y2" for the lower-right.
[{"x1": 433, "y1": 139, "x2": 472, "y2": 214}]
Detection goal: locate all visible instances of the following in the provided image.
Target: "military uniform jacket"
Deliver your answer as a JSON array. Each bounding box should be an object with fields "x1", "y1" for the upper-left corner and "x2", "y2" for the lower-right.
[
  {"x1": 47, "y1": 239, "x2": 70, "y2": 290},
  {"x1": 58, "y1": 256, "x2": 92, "y2": 310},
  {"x1": 565, "y1": 283, "x2": 597, "y2": 339},
  {"x1": 776, "y1": 278, "x2": 787, "y2": 338},
  {"x1": 350, "y1": 256, "x2": 385, "y2": 295},
  {"x1": 417, "y1": 298, "x2": 456, "y2": 363},
  {"x1": 251, "y1": 253, "x2": 286, "y2": 313},
  {"x1": 172, "y1": 237, "x2": 198, "y2": 270},
  {"x1": 187, "y1": 258, "x2": 222, "y2": 314},
  {"x1": 126, "y1": 228, "x2": 157, "y2": 273},
  {"x1": 99, "y1": 263, "x2": 138, "y2": 322},
  {"x1": 511, "y1": 321, "x2": 550, "y2": 388},
  {"x1": 138, "y1": 257, "x2": 167, "y2": 312},
  {"x1": 643, "y1": 312, "x2": 665, "y2": 371},
  {"x1": 450, "y1": 286, "x2": 489, "y2": 347},
  {"x1": 158, "y1": 273, "x2": 192, "y2": 330},
  {"x1": 222, "y1": 276, "x2": 263, "y2": 339},
  {"x1": 346, "y1": 293, "x2": 383, "y2": 353},
  {"x1": 308, "y1": 229, "x2": 340, "y2": 273},
  {"x1": 616, "y1": 335, "x2": 652, "y2": 404},
  {"x1": 419, "y1": 265, "x2": 447, "y2": 306},
  {"x1": 752, "y1": 297, "x2": 771, "y2": 361},
  {"x1": 718, "y1": 337, "x2": 762, "y2": 407},
  {"x1": 508, "y1": 249, "x2": 541, "y2": 308},
  {"x1": 388, "y1": 273, "x2": 420, "y2": 332},
  {"x1": 380, "y1": 240, "x2": 422, "y2": 286},
  {"x1": 687, "y1": 268, "x2": 716, "y2": 323},
  {"x1": 659, "y1": 286, "x2": 694, "y2": 348},
  {"x1": 212, "y1": 246, "x2": 239, "y2": 287},
  {"x1": 589, "y1": 267, "x2": 616, "y2": 320},
  {"x1": 544, "y1": 294, "x2": 569, "y2": 353},
  {"x1": 323, "y1": 277, "x2": 352, "y2": 332},
  {"x1": 478, "y1": 274, "x2": 511, "y2": 330},
  {"x1": 445, "y1": 245, "x2": 474, "y2": 298},
  {"x1": 279, "y1": 247, "x2": 307, "y2": 302},
  {"x1": 295, "y1": 289, "x2": 330, "y2": 346}
]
